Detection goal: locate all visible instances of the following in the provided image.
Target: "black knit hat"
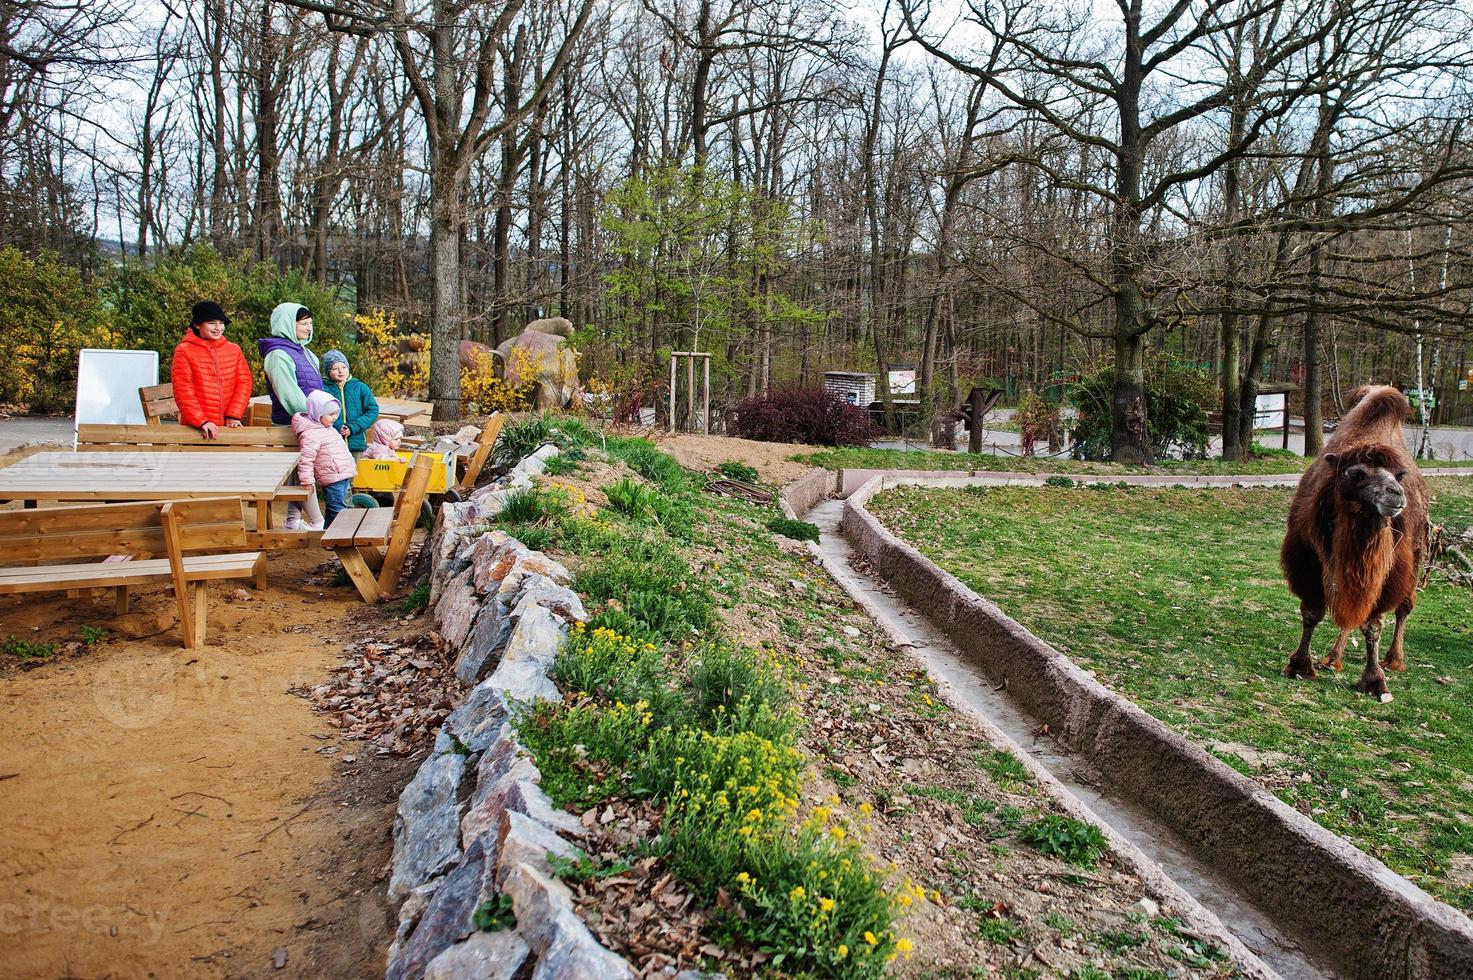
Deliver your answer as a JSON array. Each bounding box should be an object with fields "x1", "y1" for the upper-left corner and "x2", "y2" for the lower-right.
[
  {"x1": 191, "y1": 301, "x2": 230, "y2": 326},
  {"x1": 296, "y1": 306, "x2": 313, "y2": 322}
]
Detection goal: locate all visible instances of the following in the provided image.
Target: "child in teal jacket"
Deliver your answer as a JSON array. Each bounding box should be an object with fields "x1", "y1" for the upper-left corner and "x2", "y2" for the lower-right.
[{"x1": 321, "y1": 349, "x2": 380, "y2": 454}]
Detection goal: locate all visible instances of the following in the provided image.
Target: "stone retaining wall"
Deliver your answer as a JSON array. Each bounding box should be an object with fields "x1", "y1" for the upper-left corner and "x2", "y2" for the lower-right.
[
  {"x1": 777, "y1": 466, "x2": 835, "y2": 519},
  {"x1": 383, "y1": 443, "x2": 637, "y2": 980},
  {"x1": 840, "y1": 474, "x2": 1473, "y2": 979}
]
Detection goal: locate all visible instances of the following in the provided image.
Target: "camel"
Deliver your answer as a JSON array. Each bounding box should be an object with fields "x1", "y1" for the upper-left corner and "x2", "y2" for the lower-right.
[{"x1": 1280, "y1": 385, "x2": 1427, "y2": 702}]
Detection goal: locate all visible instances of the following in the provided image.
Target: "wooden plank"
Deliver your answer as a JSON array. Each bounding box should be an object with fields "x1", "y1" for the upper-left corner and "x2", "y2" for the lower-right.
[
  {"x1": 378, "y1": 457, "x2": 432, "y2": 595},
  {"x1": 160, "y1": 503, "x2": 196, "y2": 648},
  {"x1": 0, "y1": 452, "x2": 298, "y2": 501},
  {"x1": 455, "y1": 413, "x2": 504, "y2": 492},
  {"x1": 138, "y1": 384, "x2": 179, "y2": 424},
  {"x1": 247, "y1": 530, "x2": 321, "y2": 551},
  {"x1": 320, "y1": 509, "x2": 368, "y2": 548},
  {"x1": 77, "y1": 423, "x2": 297, "y2": 448},
  {"x1": 115, "y1": 586, "x2": 129, "y2": 615},
  {"x1": 336, "y1": 547, "x2": 381, "y2": 602},
  {"x1": 0, "y1": 499, "x2": 164, "y2": 533},
  {"x1": 193, "y1": 583, "x2": 208, "y2": 646},
  {"x1": 350, "y1": 508, "x2": 395, "y2": 547},
  {"x1": 0, "y1": 553, "x2": 262, "y2": 592}
]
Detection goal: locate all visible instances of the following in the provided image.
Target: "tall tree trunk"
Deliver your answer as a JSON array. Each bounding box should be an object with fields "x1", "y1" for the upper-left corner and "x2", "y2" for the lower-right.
[
  {"x1": 1110, "y1": 1, "x2": 1151, "y2": 464},
  {"x1": 1302, "y1": 142, "x2": 1334, "y2": 457},
  {"x1": 429, "y1": 175, "x2": 463, "y2": 419}
]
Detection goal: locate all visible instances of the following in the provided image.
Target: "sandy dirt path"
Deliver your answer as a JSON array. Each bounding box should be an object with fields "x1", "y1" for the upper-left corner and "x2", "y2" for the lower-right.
[
  {"x1": 0, "y1": 550, "x2": 410, "y2": 978},
  {"x1": 649, "y1": 431, "x2": 817, "y2": 484}
]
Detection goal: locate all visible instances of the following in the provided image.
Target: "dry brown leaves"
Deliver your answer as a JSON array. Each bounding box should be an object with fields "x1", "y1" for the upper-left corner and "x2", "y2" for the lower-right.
[
  {"x1": 564, "y1": 800, "x2": 768, "y2": 979},
  {"x1": 294, "y1": 630, "x2": 462, "y2": 756}
]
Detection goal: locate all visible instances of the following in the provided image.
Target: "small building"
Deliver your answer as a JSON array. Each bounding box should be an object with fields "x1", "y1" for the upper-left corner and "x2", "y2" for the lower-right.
[{"x1": 823, "y1": 371, "x2": 876, "y2": 407}]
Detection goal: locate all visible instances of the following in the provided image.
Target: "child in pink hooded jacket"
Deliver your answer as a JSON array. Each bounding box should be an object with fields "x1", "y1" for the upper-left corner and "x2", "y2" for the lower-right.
[
  {"x1": 293, "y1": 389, "x2": 357, "y2": 528},
  {"x1": 363, "y1": 418, "x2": 405, "y2": 460}
]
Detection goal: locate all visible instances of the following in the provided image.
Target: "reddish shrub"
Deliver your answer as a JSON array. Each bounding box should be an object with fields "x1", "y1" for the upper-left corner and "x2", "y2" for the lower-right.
[{"x1": 732, "y1": 387, "x2": 876, "y2": 446}]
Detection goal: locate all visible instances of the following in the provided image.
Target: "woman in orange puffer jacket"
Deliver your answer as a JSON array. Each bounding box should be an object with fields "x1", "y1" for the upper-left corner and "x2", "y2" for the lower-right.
[{"x1": 171, "y1": 301, "x2": 253, "y2": 437}]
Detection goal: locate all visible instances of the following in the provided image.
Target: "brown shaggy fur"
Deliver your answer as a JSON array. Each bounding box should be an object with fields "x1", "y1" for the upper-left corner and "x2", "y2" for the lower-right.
[{"x1": 1280, "y1": 385, "x2": 1427, "y2": 699}]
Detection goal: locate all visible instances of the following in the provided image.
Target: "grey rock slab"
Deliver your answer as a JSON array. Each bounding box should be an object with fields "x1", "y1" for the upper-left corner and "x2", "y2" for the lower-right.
[
  {"x1": 509, "y1": 552, "x2": 573, "y2": 588},
  {"x1": 462, "y1": 761, "x2": 542, "y2": 851},
  {"x1": 423, "y1": 929, "x2": 530, "y2": 980},
  {"x1": 467, "y1": 779, "x2": 585, "y2": 844},
  {"x1": 387, "y1": 837, "x2": 498, "y2": 980},
  {"x1": 501, "y1": 605, "x2": 563, "y2": 675},
  {"x1": 499, "y1": 862, "x2": 574, "y2": 955},
  {"x1": 485, "y1": 660, "x2": 562, "y2": 707},
  {"x1": 508, "y1": 575, "x2": 586, "y2": 625},
  {"x1": 471, "y1": 532, "x2": 528, "y2": 594},
  {"x1": 443, "y1": 684, "x2": 510, "y2": 755},
  {"x1": 434, "y1": 569, "x2": 482, "y2": 651},
  {"x1": 454, "y1": 603, "x2": 508, "y2": 687},
  {"x1": 472, "y1": 729, "x2": 537, "y2": 803},
  {"x1": 388, "y1": 732, "x2": 469, "y2": 902},
  {"x1": 532, "y1": 915, "x2": 634, "y2": 980},
  {"x1": 387, "y1": 877, "x2": 444, "y2": 966},
  {"x1": 494, "y1": 809, "x2": 584, "y2": 889}
]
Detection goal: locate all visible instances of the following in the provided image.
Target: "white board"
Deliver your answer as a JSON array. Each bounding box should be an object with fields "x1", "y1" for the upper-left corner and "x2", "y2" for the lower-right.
[
  {"x1": 1254, "y1": 391, "x2": 1286, "y2": 429},
  {"x1": 73, "y1": 349, "x2": 159, "y2": 443}
]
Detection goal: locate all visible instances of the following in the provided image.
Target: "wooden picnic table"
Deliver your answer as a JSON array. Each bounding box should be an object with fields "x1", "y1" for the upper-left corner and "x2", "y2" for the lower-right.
[
  {"x1": 249, "y1": 395, "x2": 432, "y2": 426},
  {"x1": 0, "y1": 451, "x2": 300, "y2": 534}
]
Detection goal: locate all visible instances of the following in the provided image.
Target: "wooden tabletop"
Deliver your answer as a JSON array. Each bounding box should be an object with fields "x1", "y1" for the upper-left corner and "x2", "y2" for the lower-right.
[
  {"x1": 249, "y1": 395, "x2": 431, "y2": 423},
  {"x1": 0, "y1": 451, "x2": 298, "y2": 502}
]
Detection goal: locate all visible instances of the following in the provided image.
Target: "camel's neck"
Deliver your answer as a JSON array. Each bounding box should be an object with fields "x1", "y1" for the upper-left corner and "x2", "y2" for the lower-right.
[{"x1": 1329, "y1": 507, "x2": 1396, "y2": 628}]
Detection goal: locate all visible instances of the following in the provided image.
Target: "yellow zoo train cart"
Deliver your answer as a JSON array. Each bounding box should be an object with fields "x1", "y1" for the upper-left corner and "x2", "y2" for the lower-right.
[{"x1": 348, "y1": 449, "x2": 455, "y2": 527}]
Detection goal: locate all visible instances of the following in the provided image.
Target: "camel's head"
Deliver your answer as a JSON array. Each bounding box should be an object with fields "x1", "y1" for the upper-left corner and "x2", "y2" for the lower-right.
[{"x1": 1327, "y1": 447, "x2": 1408, "y2": 519}]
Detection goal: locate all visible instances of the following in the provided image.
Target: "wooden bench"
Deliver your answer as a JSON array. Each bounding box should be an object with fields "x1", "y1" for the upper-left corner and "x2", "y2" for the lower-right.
[
  {"x1": 77, "y1": 423, "x2": 299, "y2": 451},
  {"x1": 455, "y1": 413, "x2": 506, "y2": 493},
  {"x1": 0, "y1": 498, "x2": 265, "y2": 648},
  {"x1": 139, "y1": 383, "x2": 179, "y2": 424},
  {"x1": 322, "y1": 456, "x2": 433, "y2": 603}
]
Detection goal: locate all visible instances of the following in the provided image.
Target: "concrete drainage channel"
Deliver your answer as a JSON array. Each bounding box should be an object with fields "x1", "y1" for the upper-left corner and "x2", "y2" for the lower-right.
[{"x1": 784, "y1": 468, "x2": 1473, "y2": 980}]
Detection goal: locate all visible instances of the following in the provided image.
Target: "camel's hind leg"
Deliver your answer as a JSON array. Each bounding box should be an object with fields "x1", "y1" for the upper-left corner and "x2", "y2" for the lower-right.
[
  {"x1": 1284, "y1": 603, "x2": 1321, "y2": 679},
  {"x1": 1354, "y1": 616, "x2": 1393, "y2": 702},
  {"x1": 1384, "y1": 599, "x2": 1412, "y2": 672}
]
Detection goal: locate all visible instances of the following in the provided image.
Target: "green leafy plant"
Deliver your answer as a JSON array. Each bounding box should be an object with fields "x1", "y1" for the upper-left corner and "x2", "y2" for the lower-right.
[
  {"x1": 495, "y1": 414, "x2": 564, "y2": 467},
  {"x1": 716, "y1": 461, "x2": 759, "y2": 483},
  {"x1": 1, "y1": 635, "x2": 58, "y2": 661},
  {"x1": 504, "y1": 523, "x2": 555, "y2": 551},
  {"x1": 546, "y1": 852, "x2": 633, "y2": 884},
  {"x1": 767, "y1": 517, "x2": 820, "y2": 543},
  {"x1": 1019, "y1": 814, "x2": 1109, "y2": 868},
  {"x1": 605, "y1": 477, "x2": 659, "y2": 519},
  {"x1": 471, "y1": 894, "x2": 516, "y2": 932},
  {"x1": 79, "y1": 625, "x2": 109, "y2": 646},
  {"x1": 395, "y1": 582, "x2": 431, "y2": 616},
  {"x1": 1070, "y1": 350, "x2": 1215, "y2": 461},
  {"x1": 1043, "y1": 475, "x2": 1075, "y2": 488},
  {"x1": 975, "y1": 749, "x2": 1030, "y2": 787},
  {"x1": 497, "y1": 485, "x2": 573, "y2": 527}
]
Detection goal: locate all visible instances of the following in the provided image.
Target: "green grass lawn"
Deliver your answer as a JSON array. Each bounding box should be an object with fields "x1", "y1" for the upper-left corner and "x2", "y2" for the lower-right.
[
  {"x1": 798, "y1": 446, "x2": 1313, "y2": 476},
  {"x1": 868, "y1": 477, "x2": 1473, "y2": 912},
  {"x1": 796, "y1": 446, "x2": 1473, "y2": 476}
]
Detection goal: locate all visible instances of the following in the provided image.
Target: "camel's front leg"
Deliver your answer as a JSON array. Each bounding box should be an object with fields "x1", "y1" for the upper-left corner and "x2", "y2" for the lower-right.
[
  {"x1": 1318, "y1": 627, "x2": 1352, "y2": 671},
  {"x1": 1354, "y1": 616, "x2": 1393, "y2": 702},
  {"x1": 1384, "y1": 602, "x2": 1411, "y2": 673},
  {"x1": 1284, "y1": 604, "x2": 1321, "y2": 679}
]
